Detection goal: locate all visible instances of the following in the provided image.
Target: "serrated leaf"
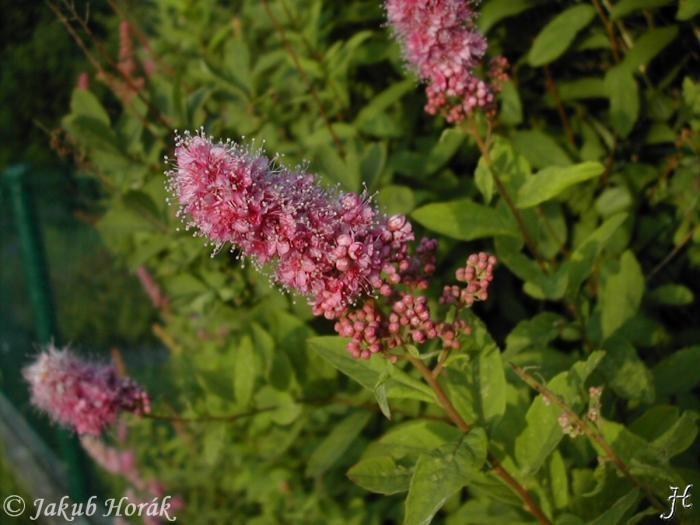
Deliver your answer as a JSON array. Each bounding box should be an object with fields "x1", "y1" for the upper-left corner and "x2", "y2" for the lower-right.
[{"x1": 404, "y1": 429, "x2": 488, "y2": 525}]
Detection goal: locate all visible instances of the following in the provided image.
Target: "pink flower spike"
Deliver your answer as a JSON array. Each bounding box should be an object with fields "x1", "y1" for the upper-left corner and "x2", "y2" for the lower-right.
[
  {"x1": 385, "y1": 0, "x2": 508, "y2": 121},
  {"x1": 167, "y1": 130, "x2": 412, "y2": 319},
  {"x1": 23, "y1": 345, "x2": 150, "y2": 435}
]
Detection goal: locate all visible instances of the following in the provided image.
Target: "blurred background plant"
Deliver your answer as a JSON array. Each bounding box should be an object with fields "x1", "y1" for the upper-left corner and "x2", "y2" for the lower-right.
[{"x1": 2, "y1": 0, "x2": 699, "y2": 524}]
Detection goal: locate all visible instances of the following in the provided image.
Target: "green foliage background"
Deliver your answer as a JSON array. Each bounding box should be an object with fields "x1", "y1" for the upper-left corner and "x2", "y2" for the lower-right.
[{"x1": 38, "y1": 0, "x2": 700, "y2": 523}]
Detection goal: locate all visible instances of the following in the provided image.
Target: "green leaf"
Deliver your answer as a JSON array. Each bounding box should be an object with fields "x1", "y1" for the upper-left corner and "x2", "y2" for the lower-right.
[
  {"x1": 622, "y1": 27, "x2": 678, "y2": 72},
  {"x1": 404, "y1": 429, "x2": 488, "y2": 525},
  {"x1": 505, "y1": 312, "x2": 565, "y2": 356},
  {"x1": 308, "y1": 336, "x2": 436, "y2": 403},
  {"x1": 611, "y1": 0, "x2": 673, "y2": 19},
  {"x1": 348, "y1": 456, "x2": 412, "y2": 495},
  {"x1": 648, "y1": 284, "x2": 694, "y2": 306},
  {"x1": 202, "y1": 424, "x2": 228, "y2": 466},
  {"x1": 365, "y1": 420, "x2": 463, "y2": 461},
  {"x1": 425, "y1": 128, "x2": 465, "y2": 175},
  {"x1": 651, "y1": 410, "x2": 699, "y2": 461},
  {"x1": 515, "y1": 351, "x2": 605, "y2": 475},
  {"x1": 355, "y1": 79, "x2": 414, "y2": 127},
  {"x1": 595, "y1": 187, "x2": 633, "y2": 217},
  {"x1": 378, "y1": 184, "x2": 416, "y2": 215},
  {"x1": 549, "y1": 451, "x2": 569, "y2": 509},
  {"x1": 653, "y1": 346, "x2": 700, "y2": 397},
  {"x1": 477, "y1": 344, "x2": 506, "y2": 424},
  {"x1": 315, "y1": 144, "x2": 360, "y2": 192},
  {"x1": 600, "y1": 251, "x2": 644, "y2": 339},
  {"x1": 224, "y1": 37, "x2": 253, "y2": 94},
  {"x1": 360, "y1": 142, "x2": 387, "y2": 191},
  {"x1": 512, "y1": 130, "x2": 573, "y2": 169},
  {"x1": 601, "y1": 337, "x2": 655, "y2": 403},
  {"x1": 234, "y1": 335, "x2": 256, "y2": 406},
  {"x1": 516, "y1": 162, "x2": 604, "y2": 208},
  {"x1": 678, "y1": 0, "x2": 700, "y2": 20},
  {"x1": 375, "y1": 380, "x2": 392, "y2": 420},
  {"x1": 474, "y1": 156, "x2": 495, "y2": 203},
  {"x1": 527, "y1": 5, "x2": 596, "y2": 67},
  {"x1": 588, "y1": 490, "x2": 640, "y2": 525},
  {"x1": 605, "y1": 65, "x2": 640, "y2": 137},
  {"x1": 558, "y1": 77, "x2": 608, "y2": 101},
  {"x1": 412, "y1": 199, "x2": 519, "y2": 241},
  {"x1": 69, "y1": 88, "x2": 110, "y2": 125},
  {"x1": 306, "y1": 411, "x2": 372, "y2": 477},
  {"x1": 565, "y1": 213, "x2": 629, "y2": 294},
  {"x1": 499, "y1": 81, "x2": 523, "y2": 126},
  {"x1": 479, "y1": 0, "x2": 542, "y2": 33}
]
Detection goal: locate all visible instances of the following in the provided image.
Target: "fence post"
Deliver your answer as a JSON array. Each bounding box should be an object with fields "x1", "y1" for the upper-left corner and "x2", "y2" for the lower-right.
[{"x1": 3, "y1": 164, "x2": 88, "y2": 502}]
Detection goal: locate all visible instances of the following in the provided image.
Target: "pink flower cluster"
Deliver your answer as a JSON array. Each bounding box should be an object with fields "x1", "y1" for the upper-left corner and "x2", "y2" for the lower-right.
[
  {"x1": 386, "y1": 0, "x2": 508, "y2": 122},
  {"x1": 335, "y1": 249, "x2": 496, "y2": 359},
  {"x1": 441, "y1": 252, "x2": 497, "y2": 306},
  {"x1": 23, "y1": 345, "x2": 151, "y2": 435},
  {"x1": 168, "y1": 131, "x2": 413, "y2": 319}
]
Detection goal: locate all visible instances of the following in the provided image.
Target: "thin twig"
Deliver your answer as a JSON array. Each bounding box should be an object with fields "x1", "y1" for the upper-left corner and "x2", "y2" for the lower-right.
[
  {"x1": 648, "y1": 228, "x2": 695, "y2": 280},
  {"x1": 55, "y1": 0, "x2": 172, "y2": 129},
  {"x1": 510, "y1": 363, "x2": 665, "y2": 512},
  {"x1": 465, "y1": 120, "x2": 546, "y2": 268},
  {"x1": 407, "y1": 355, "x2": 551, "y2": 525},
  {"x1": 591, "y1": 0, "x2": 621, "y2": 62},
  {"x1": 47, "y1": 0, "x2": 167, "y2": 135},
  {"x1": 543, "y1": 65, "x2": 575, "y2": 146},
  {"x1": 105, "y1": 0, "x2": 176, "y2": 77},
  {"x1": 260, "y1": 0, "x2": 345, "y2": 156},
  {"x1": 142, "y1": 406, "x2": 275, "y2": 423}
]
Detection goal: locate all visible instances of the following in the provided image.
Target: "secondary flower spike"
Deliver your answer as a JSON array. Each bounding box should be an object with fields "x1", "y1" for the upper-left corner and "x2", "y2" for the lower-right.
[
  {"x1": 168, "y1": 131, "x2": 413, "y2": 319},
  {"x1": 386, "y1": 0, "x2": 508, "y2": 122},
  {"x1": 23, "y1": 345, "x2": 151, "y2": 435}
]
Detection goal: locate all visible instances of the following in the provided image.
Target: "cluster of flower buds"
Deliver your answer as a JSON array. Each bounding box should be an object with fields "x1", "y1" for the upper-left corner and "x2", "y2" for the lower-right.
[
  {"x1": 23, "y1": 345, "x2": 151, "y2": 435},
  {"x1": 333, "y1": 246, "x2": 491, "y2": 359},
  {"x1": 441, "y1": 252, "x2": 497, "y2": 306},
  {"x1": 587, "y1": 386, "x2": 604, "y2": 423},
  {"x1": 558, "y1": 412, "x2": 582, "y2": 438},
  {"x1": 386, "y1": 0, "x2": 509, "y2": 122}
]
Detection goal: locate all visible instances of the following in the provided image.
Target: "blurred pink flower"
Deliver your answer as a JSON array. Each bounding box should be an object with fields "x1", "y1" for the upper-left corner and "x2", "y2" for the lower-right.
[{"x1": 23, "y1": 345, "x2": 150, "y2": 435}]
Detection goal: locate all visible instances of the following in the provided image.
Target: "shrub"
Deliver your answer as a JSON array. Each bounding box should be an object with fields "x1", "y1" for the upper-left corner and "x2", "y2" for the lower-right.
[{"x1": 49, "y1": 0, "x2": 699, "y2": 523}]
